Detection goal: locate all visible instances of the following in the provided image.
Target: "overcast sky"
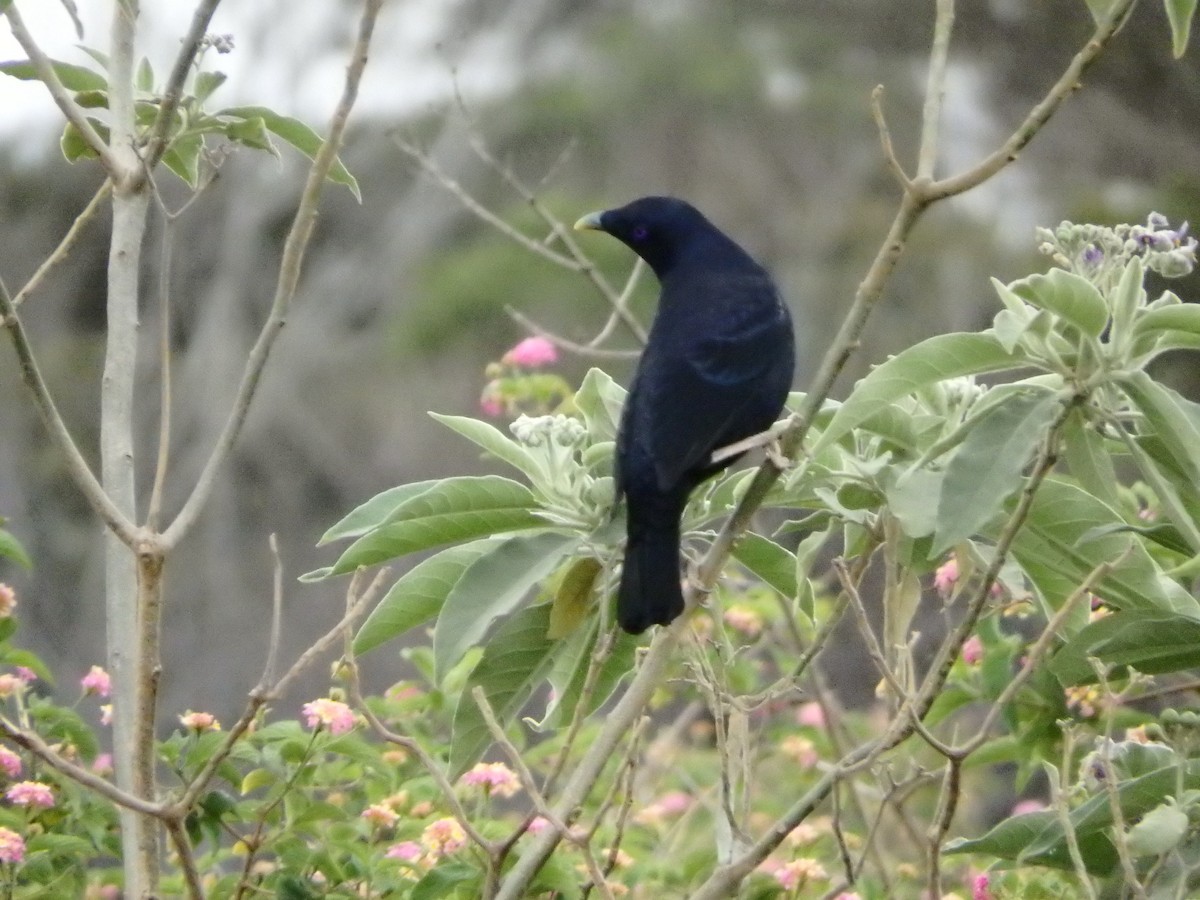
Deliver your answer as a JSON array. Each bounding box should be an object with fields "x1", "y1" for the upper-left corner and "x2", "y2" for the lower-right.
[{"x1": 1, "y1": 1, "x2": 507, "y2": 153}]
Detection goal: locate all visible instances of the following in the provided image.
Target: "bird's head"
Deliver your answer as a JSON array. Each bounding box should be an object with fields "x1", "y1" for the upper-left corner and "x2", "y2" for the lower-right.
[{"x1": 574, "y1": 196, "x2": 721, "y2": 279}]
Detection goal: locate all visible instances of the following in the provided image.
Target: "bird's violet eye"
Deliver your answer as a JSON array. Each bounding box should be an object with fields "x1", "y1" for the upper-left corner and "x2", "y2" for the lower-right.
[{"x1": 632, "y1": 224, "x2": 649, "y2": 241}]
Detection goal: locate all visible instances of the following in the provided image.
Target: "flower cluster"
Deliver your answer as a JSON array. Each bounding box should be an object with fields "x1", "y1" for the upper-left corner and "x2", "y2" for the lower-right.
[
  {"x1": 459, "y1": 761, "x2": 521, "y2": 798},
  {"x1": 1037, "y1": 212, "x2": 1197, "y2": 282},
  {"x1": 80, "y1": 665, "x2": 111, "y2": 698},
  {"x1": 481, "y1": 336, "x2": 571, "y2": 419},
  {"x1": 301, "y1": 698, "x2": 355, "y2": 735},
  {"x1": 0, "y1": 584, "x2": 16, "y2": 618}
]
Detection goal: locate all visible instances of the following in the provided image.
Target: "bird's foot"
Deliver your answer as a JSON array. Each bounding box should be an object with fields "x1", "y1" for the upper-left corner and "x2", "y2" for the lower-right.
[{"x1": 764, "y1": 438, "x2": 793, "y2": 472}]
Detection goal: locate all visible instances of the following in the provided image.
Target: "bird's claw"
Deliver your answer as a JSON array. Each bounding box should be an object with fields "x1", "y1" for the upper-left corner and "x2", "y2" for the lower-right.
[{"x1": 765, "y1": 439, "x2": 793, "y2": 472}]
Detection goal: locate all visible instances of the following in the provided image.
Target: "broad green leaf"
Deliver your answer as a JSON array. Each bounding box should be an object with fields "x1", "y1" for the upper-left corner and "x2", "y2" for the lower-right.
[
  {"x1": 1108, "y1": 257, "x2": 1145, "y2": 351},
  {"x1": 317, "y1": 479, "x2": 439, "y2": 545},
  {"x1": 0, "y1": 528, "x2": 32, "y2": 569},
  {"x1": 1010, "y1": 478, "x2": 1199, "y2": 620},
  {"x1": 731, "y1": 532, "x2": 797, "y2": 600},
  {"x1": 945, "y1": 809, "x2": 1117, "y2": 874},
  {"x1": 1165, "y1": 0, "x2": 1198, "y2": 56},
  {"x1": 194, "y1": 70, "x2": 226, "y2": 103},
  {"x1": 0, "y1": 59, "x2": 106, "y2": 91},
  {"x1": 813, "y1": 333, "x2": 1029, "y2": 453},
  {"x1": 1052, "y1": 612, "x2": 1200, "y2": 684},
  {"x1": 1120, "y1": 371, "x2": 1200, "y2": 486},
  {"x1": 430, "y1": 412, "x2": 543, "y2": 482},
  {"x1": 329, "y1": 476, "x2": 540, "y2": 573},
  {"x1": 537, "y1": 626, "x2": 638, "y2": 732},
  {"x1": 224, "y1": 115, "x2": 275, "y2": 154},
  {"x1": 1010, "y1": 268, "x2": 1109, "y2": 338},
  {"x1": 60, "y1": 118, "x2": 109, "y2": 162},
  {"x1": 447, "y1": 603, "x2": 559, "y2": 778},
  {"x1": 1061, "y1": 408, "x2": 1121, "y2": 510},
  {"x1": 353, "y1": 539, "x2": 501, "y2": 655},
  {"x1": 1125, "y1": 802, "x2": 1188, "y2": 855},
  {"x1": 933, "y1": 389, "x2": 1062, "y2": 553},
  {"x1": 574, "y1": 367, "x2": 627, "y2": 443},
  {"x1": 412, "y1": 862, "x2": 481, "y2": 900},
  {"x1": 434, "y1": 531, "x2": 579, "y2": 682},
  {"x1": 218, "y1": 105, "x2": 360, "y2": 200},
  {"x1": 885, "y1": 468, "x2": 945, "y2": 539},
  {"x1": 161, "y1": 131, "x2": 203, "y2": 188},
  {"x1": 548, "y1": 556, "x2": 603, "y2": 639}
]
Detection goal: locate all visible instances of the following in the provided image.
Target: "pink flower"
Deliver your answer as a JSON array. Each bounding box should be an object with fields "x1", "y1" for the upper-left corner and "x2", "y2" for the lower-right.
[
  {"x1": 973, "y1": 872, "x2": 991, "y2": 900},
  {"x1": 479, "y1": 381, "x2": 505, "y2": 418},
  {"x1": 781, "y1": 735, "x2": 819, "y2": 769},
  {"x1": 362, "y1": 803, "x2": 399, "y2": 827},
  {"x1": 80, "y1": 665, "x2": 111, "y2": 698},
  {"x1": 0, "y1": 827, "x2": 23, "y2": 864},
  {"x1": 301, "y1": 698, "x2": 355, "y2": 735},
  {"x1": 179, "y1": 710, "x2": 220, "y2": 732},
  {"x1": 6, "y1": 780, "x2": 53, "y2": 808},
  {"x1": 0, "y1": 675, "x2": 24, "y2": 700},
  {"x1": 421, "y1": 817, "x2": 467, "y2": 857},
  {"x1": 0, "y1": 747, "x2": 20, "y2": 779},
  {"x1": 459, "y1": 762, "x2": 521, "y2": 798},
  {"x1": 933, "y1": 557, "x2": 958, "y2": 595},
  {"x1": 100, "y1": 704, "x2": 113, "y2": 726},
  {"x1": 528, "y1": 815, "x2": 552, "y2": 835},
  {"x1": 773, "y1": 858, "x2": 828, "y2": 890},
  {"x1": 385, "y1": 840, "x2": 423, "y2": 862},
  {"x1": 1011, "y1": 799, "x2": 1046, "y2": 816},
  {"x1": 634, "y1": 790, "x2": 693, "y2": 826},
  {"x1": 0, "y1": 585, "x2": 15, "y2": 618},
  {"x1": 796, "y1": 702, "x2": 826, "y2": 729},
  {"x1": 503, "y1": 336, "x2": 558, "y2": 368},
  {"x1": 962, "y1": 635, "x2": 984, "y2": 666},
  {"x1": 14, "y1": 668, "x2": 35, "y2": 684},
  {"x1": 723, "y1": 605, "x2": 763, "y2": 638},
  {"x1": 92, "y1": 753, "x2": 113, "y2": 777},
  {"x1": 834, "y1": 894, "x2": 863, "y2": 900}
]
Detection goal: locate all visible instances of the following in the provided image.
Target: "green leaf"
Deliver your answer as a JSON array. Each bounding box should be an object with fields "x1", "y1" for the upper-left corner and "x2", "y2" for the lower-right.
[
  {"x1": 574, "y1": 367, "x2": 627, "y2": 443},
  {"x1": 0, "y1": 528, "x2": 32, "y2": 569},
  {"x1": 537, "y1": 626, "x2": 638, "y2": 732},
  {"x1": 1061, "y1": 408, "x2": 1121, "y2": 511},
  {"x1": 884, "y1": 468, "x2": 944, "y2": 538},
  {"x1": 1011, "y1": 268, "x2": 1109, "y2": 338},
  {"x1": 135, "y1": 56, "x2": 153, "y2": 92},
  {"x1": 161, "y1": 131, "x2": 203, "y2": 188},
  {"x1": 1165, "y1": 0, "x2": 1198, "y2": 56},
  {"x1": 223, "y1": 115, "x2": 275, "y2": 154},
  {"x1": 945, "y1": 809, "x2": 1117, "y2": 874},
  {"x1": 1125, "y1": 802, "x2": 1188, "y2": 855},
  {"x1": 329, "y1": 476, "x2": 540, "y2": 574},
  {"x1": 429, "y1": 412, "x2": 544, "y2": 482},
  {"x1": 353, "y1": 539, "x2": 502, "y2": 655},
  {"x1": 217, "y1": 105, "x2": 360, "y2": 200},
  {"x1": 730, "y1": 532, "x2": 797, "y2": 600},
  {"x1": 194, "y1": 70, "x2": 226, "y2": 103},
  {"x1": 317, "y1": 480, "x2": 440, "y2": 545},
  {"x1": 813, "y1": 333, "x2": 1029, "y2": 453},
  {"x1": 1052, "y1": 612, "x2": 1200, "y2": 683},
  {"x1": 548, "y1": 556, "x2": 602, "y2": 639},
  {"x1": 1011, "y1": 479, "x2": 1200, "y2": 620},
  {"x1": 1120, "y1": 371, "x2": 1200, "y2": 488},
  {"x1": 932, "y1": 389, "x2": 1062, "y2": 553},
  {"x1": 0, "y1": 59, "x2": 106, "y2": 91},
  {"x1": 60, "y1": 117, "x2": 109, "y2": 162},
  {"x1": 1109, "y1": 257, "x2": 1145, "y2": 351},
  {"x1": 434, "y1": 531, "x2": 579, "y2": 682},
  {"x1": 448, "y1": 603, "x2": 559, "y2": 778}
]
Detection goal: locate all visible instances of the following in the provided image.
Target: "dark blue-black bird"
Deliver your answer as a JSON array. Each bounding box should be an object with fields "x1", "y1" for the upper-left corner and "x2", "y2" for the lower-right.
[{"x1": 574, "y1": 197, "x2": 795, "y2": 634}]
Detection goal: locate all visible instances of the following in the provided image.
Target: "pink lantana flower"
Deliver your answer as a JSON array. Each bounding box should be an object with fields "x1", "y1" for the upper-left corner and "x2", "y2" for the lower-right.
[
  {"x1": 301, "y1": 698, "x2": 355, "y2": 735},
  {"x1": 502, "y1": 336, "x2": 558, "y2": 368},
  {"x1": 92, "y1": 753, "x2": 114, "y2": 777},
  {"x1": 362, "y1": 803, "x2": 399, "y2": 828},
  {"x1": 179, "y1": 710, "x2": 220, "y2": 732},
  {"x1": 796, "y1": 702, "x2": 826, "y2": 729},
  {"x1": 723, "y1": 605, "x2": 763, "y2": 638},
  {"x1": 0, "y1": 827, "x2": 24, "y2": 864},
  {"x1": 100, "y1": 704, "x2": 113, "y2": 726},
  {"x1": 0, "y1": 675, "x2": 23, "y2": 700},
  {"x1": 973, "y1": 872, "x2": 991, "y2": 900},
  {"x1": 80, "y1": 665, "x2": 111, "y2": 698},
  {"x1": 421, "y1": 817, "x2": 467, "y2": 858},
  {"x1": 527, "y1": 815, "x2": 552, "y2": 835},
  {"x1": 933, "y1": 557, "x2": 959, "y2": 595},
  {"x1": 0, "y1": 747, "x2": 20, "y2": 779},
  {"x1": 774, "y1": 858, "x2": 828, "y2": 890},
  {"x1": 385, "y1": 840, "x2": 423, "y2": 862},
  {"x1": 6, "y1": 780, "x2": 53, "y2": 808},
  {"x1": 0, "y1": 585, "x2": 15, "y2": 618},
  {"x1": 961, "y1": 634, "x2": 984, "y2": 666},
  {"x1": 459, "y1": 761, "x2": 521, "y2": 798},
  {"x1": 479, "y1": 381, "x2": 504, "y2": 418}
]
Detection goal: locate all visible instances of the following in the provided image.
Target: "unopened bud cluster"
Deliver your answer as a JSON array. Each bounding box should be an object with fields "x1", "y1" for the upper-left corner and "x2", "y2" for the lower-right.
[{"x1": 1037, "y1": 212, "x2": 1197, "y2": 284}]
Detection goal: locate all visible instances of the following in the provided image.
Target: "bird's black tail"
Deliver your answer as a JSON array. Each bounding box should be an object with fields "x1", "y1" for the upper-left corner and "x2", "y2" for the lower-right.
[{"x1": 617, "y1": 523, "x2": 685, "y2": 634}]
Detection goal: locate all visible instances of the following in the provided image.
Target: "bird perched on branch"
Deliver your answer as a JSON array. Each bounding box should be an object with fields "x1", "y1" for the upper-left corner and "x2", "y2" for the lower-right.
[{"x1": 574, "y1": 197, "x2": 795, "y2": 634}]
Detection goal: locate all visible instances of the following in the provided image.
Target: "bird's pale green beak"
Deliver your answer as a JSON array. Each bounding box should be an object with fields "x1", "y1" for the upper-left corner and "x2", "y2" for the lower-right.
[{"x1": 573, "y1": 211, "x2": 605, "y2": 232}]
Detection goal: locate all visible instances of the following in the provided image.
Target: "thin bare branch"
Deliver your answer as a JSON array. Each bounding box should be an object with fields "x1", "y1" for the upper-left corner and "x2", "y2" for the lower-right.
[
  {"x1": 162, "y1": 0, "x2": 384, "y2": 550},
  {"x1": 11, "y1": 180, "x2": 112, "y2": 311},
  {"x1": 505, "y1": 306, "x2": 640, "y2": 360},
  {"x1": 870, "y1": 87, "x2": 912, "y2": 190},
  {"x1": 917, "y1": 0, "x2": 955, "y2": 179}
]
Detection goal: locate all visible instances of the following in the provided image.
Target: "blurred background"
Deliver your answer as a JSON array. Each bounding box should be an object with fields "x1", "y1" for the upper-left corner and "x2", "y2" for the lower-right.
[{"x1": 0, "y1": 0, "x2": 1197, "y2": 721}]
